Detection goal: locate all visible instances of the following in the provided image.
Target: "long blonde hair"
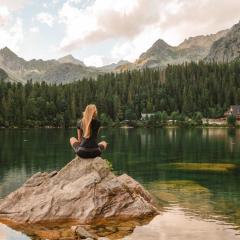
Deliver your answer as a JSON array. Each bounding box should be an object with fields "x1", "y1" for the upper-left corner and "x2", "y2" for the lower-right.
[{"x1": 82, "y1": 104, "x2": 97, "y2": 138}]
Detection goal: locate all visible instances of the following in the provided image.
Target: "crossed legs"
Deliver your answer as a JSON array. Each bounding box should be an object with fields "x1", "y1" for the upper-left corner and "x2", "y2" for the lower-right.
[{"x1": 69, "y1": 137, "x2": 107, "y2": 151}]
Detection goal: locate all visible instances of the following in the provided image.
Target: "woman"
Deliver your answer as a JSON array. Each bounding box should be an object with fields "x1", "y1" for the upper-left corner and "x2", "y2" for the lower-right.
[{"x1": 70, "y1": 104, "x2": 107, "y2": 158}]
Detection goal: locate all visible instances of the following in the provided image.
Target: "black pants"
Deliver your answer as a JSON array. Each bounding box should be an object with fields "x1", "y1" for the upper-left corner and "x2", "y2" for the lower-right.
[{"x1": 72, "y1": 142, "x2": 102, "y2": 158}]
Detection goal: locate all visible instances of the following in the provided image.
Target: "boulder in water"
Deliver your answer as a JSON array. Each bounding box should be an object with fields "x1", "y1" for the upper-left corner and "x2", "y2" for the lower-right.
[{"x1": 0, "y1": 157, "x2": 158, "y2": 225}]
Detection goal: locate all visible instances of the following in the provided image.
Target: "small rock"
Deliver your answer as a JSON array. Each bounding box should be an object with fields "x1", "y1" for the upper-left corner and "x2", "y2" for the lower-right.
[
  {"x1": 105, "y1": 226, "x2": 117, "y2": 233},
  {"x1": 72, "y1": 226, "x2": 97, "y2": 239}
]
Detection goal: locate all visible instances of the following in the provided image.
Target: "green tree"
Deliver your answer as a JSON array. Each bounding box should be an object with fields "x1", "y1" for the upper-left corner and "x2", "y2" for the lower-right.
[{"x1": 227, "y1": 115, "x2": 236, "y2": 126}]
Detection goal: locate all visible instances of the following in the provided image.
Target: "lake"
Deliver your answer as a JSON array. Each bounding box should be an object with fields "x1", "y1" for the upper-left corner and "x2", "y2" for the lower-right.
[{"x1": 1, "y1": 127, "x2": 240, "y2": 239}]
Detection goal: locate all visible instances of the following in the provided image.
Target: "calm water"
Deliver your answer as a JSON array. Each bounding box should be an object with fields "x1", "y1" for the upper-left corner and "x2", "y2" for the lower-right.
[{"x1": 1, "y1": 128, "x2": 240, "y2": 239}]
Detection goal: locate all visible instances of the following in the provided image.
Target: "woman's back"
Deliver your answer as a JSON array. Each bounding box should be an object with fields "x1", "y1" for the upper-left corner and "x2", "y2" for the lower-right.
[{"x1": 77, "y1": 119, "x2": 101, "y2": 148}]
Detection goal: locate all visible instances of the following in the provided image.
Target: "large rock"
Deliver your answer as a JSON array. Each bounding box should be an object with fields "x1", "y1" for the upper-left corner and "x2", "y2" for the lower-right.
[{"x1": 0, "y1": 157, "x2": 158, "y2": 225}]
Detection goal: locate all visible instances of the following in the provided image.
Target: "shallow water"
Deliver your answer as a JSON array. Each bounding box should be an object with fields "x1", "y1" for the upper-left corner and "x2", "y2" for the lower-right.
[{"x1": 1, "y1": 127, "x2": 240, "y2": 239}]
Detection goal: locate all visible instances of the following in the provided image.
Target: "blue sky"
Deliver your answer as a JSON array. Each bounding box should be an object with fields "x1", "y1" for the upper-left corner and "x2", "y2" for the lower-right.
[{"x1": 0, "y1": 0, "x2": 240, "y2": 66}]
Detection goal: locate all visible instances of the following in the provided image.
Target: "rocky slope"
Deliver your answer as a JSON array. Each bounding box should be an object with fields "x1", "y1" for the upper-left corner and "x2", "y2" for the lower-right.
[
  {"x1": 99, "y1": 60, "x2": 132, "y2": 72},
  {"x1": 134, "y1": 30, "x2": 228, "y2": 69},
  {"x1": 0, "y1": 47, "x2": 101, "y2": 84},
  {"x1": 206, "y1": 21, "x2": 240, "y2": 62},
  {"x1": 0, "y1": 68, "x2": 8, "y2": 81},
  {"x1": 57, "y1": 54, "x2": 85, "y2": 66},
  {"x1": 0, "y1": 157, "x2": 158, "y2": 226}
]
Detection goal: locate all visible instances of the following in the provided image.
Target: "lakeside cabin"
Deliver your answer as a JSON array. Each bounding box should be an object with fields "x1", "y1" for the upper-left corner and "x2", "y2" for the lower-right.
[
  {"x1": 224, "y1": 105, "x2": 240, "y2": 119},
  {"x1": 141, "y1": 113, "x2": 156, "y2": 120}
]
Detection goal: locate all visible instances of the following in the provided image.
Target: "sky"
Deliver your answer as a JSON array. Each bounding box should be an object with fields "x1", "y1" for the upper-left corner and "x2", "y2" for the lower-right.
[{"x1": 0, "y1": 0, "x2": 240, "y2": 67}]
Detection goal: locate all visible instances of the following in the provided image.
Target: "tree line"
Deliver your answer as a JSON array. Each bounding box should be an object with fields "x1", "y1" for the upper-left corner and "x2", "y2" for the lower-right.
[{"x1": 0, "y1": 60, "x2": 239, "y2": 127}]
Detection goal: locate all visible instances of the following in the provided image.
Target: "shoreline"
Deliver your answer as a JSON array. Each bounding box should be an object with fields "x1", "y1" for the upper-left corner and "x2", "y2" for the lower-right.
[{"x1": 0, "y1": 124, "x2": 239, "y2": 129}]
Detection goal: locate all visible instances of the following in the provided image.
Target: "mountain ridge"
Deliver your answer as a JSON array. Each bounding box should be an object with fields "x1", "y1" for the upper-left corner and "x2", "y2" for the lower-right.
[
  {"x1": 133, "y1": 29, "x2": 229, "y2": 69},
  {"x1": 1, "y1": 20, "x2": 240, "y2": 83},
  {"x1": 0, "y1": 48, "x2": 101, "y2": 84}
]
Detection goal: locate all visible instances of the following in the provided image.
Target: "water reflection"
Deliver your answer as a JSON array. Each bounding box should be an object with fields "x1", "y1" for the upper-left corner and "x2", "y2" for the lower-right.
[
  {"x1": 124, "y1": 207, "x2": 240, "y2": 240},
  {"x1": 0, "y1": 223, "x2": 28, "y2": 240},
  {"x1": 1, "y1": 128, "x2": 240, "y2": 239}
]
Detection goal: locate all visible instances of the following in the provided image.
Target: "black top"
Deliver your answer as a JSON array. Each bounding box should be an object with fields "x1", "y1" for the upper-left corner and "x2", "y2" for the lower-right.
[{"x1": 77, "y1": 119, "x2": 101, "y2": 148}]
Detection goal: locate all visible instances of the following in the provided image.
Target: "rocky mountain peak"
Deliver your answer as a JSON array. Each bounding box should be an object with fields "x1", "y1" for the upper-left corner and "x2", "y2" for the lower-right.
[
  {"x1": 0, "y1": 47, "x2": 22, "y2": 60},
  {"x1": 178, "y1": 30, "x2": 228, "y2": 49},
  {"x1": 58, "y1": 54, "x2": 85, "y2": 66},
  {"x1": 206, "y1": 21, "x2": 240, "y2": 62}
]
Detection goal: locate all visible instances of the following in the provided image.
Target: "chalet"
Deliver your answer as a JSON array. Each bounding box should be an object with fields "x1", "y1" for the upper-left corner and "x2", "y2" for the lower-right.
[
  {"x1": 224, "y1": 105, "x2": 240, "y2": 119},
  {"x1": 141, "y1": 113, "x2": 156, "y2": 120}
]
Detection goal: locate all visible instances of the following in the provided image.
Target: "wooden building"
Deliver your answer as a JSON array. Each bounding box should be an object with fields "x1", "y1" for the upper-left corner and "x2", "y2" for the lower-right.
[{"x1": 224, "y1": 105, "x2": 240, "y2": 119}]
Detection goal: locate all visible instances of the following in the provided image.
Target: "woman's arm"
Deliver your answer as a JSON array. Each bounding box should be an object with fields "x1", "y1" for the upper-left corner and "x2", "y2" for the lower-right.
[{"x1": 77, "y1": 128, "x2": 81, "y2": 142}]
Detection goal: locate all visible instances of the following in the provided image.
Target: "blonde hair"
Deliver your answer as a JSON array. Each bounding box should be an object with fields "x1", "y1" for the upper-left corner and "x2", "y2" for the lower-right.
[{"x1": 82, "y1": 104, "x2": 97, "y2": 138}]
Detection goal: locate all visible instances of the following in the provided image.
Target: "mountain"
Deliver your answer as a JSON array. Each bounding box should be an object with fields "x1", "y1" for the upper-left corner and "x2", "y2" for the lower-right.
[
  {"x1": 0, "y1": 47, "x2": 101, "y2": 84},
  {"x1": 134, "y1": 30, "x2": 229, "y2": 69},
  {"x1": 99, "y1": 60, "x2": 132, "y2": 72},
  {"x1": 1, "y1": 20, "x2": 239, "y2": 83},
  {"x1": 0, "y1": 68, "x2": 8, "y2": 81},
  {"x1": 206, "y1": 21, "x2": 240, "y2": 62},
  {"x1": 57, "y1": 54, "x2": 85, "y2": 66}
]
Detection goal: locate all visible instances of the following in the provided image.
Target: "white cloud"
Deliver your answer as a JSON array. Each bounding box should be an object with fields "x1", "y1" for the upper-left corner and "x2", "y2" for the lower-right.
[
  {"x1": 0, "y1": 0, "x2": 30, "y2": 11},
  {"x1": 36, "y1": 12, "x2": 55, "y2": 27},
  {"x1": 83, "y1": 54, "x2": 118, "y2": 67},
  {"x1": 68, "y1": 0, "x2": 84, "y2": 3},
  {"x1": 29, "y1": 26, "x2": 39, "y2": 33},
  {"x1": 0, "y1": 2, "x2": 24, "y2": 53},
  {"x1": 0, "y1": 17, "x2": 23, "y2": 51},
  {"x1": 58, "y1": 0, "x2": 162, "y2": 52},
  {"x1": 0, "y1": 6, "x2": 10, "y2": 26},
  {"x1": 83, "y1": 55, "x2": 104, "y2": 67}
]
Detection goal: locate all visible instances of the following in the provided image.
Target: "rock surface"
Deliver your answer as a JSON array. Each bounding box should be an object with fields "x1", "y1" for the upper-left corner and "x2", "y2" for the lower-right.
[
  {"x1": 132, "y1": 29, "x2": 228, "y2": 69},
  {"x1": 0, "y1": 157, "x2": 158, "y2": 225},
  {"x1": 206, "y1": 21, "x2": 240, "y2": 62}
]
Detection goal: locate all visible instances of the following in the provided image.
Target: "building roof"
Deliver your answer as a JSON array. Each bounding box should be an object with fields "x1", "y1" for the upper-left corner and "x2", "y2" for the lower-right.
[{"x1": 229, "y1": 105, "x2": 240, "y2": 115}]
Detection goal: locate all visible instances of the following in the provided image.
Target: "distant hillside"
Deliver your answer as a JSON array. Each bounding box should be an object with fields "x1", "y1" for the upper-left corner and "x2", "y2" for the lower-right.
[
  {"x1": 134, "y1": 30, "x2": 228, "y2": 69},
  {"x1": 0, "y1": 47, "x2": 101, "y2": 84},
  {"x1": 206, "y1": 21, "x2": 240, "y2": 62}
]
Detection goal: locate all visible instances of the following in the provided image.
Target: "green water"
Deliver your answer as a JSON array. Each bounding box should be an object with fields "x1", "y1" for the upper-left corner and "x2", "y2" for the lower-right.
[{"x1": 1, "y1": 128, "x2": 240, "y2": 239}]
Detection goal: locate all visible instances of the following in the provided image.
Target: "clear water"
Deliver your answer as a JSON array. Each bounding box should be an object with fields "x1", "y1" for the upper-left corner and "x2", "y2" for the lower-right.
[{"x1": 1, "y1": 128, "x2": 240, "y2": 239}]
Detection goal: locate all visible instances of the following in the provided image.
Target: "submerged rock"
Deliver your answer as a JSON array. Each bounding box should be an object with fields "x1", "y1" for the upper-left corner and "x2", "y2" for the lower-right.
[{"x1": 0, "y1": 157, "x2": 158, "y2": 225}]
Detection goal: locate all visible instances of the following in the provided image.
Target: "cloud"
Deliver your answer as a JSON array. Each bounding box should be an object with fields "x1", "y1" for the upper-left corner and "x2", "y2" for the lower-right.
[
  {"x1": 59, "y1": 0, "x2": 163, "y2": 52},
  {"x1": 29, "y1": 26, "x2": 39, "y2": 33},
  {"x1": 0, "y1": 0, "x2": 30, "y2": 11},
  {"x1": 0, "y1": 1, "x2": 25, "y2": 53},
  {"x1": 83, "y1": 54, "x2": 118, "y2": 67},
  {"x1": 159, "y1": 0, "x2": 240, "y2": 40},
  {"x1": 83, "y1": 55, "x2": 104, "y2": 67},
  {"x1": 0, "y1": 6, "x2": 10, "y2": 26},
  {"x1": 0, "y1": 17, "x2": 23, "y2": 51},
  {"x1": 36, "y1": 12, "x2": 55, "y2": 27}
]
